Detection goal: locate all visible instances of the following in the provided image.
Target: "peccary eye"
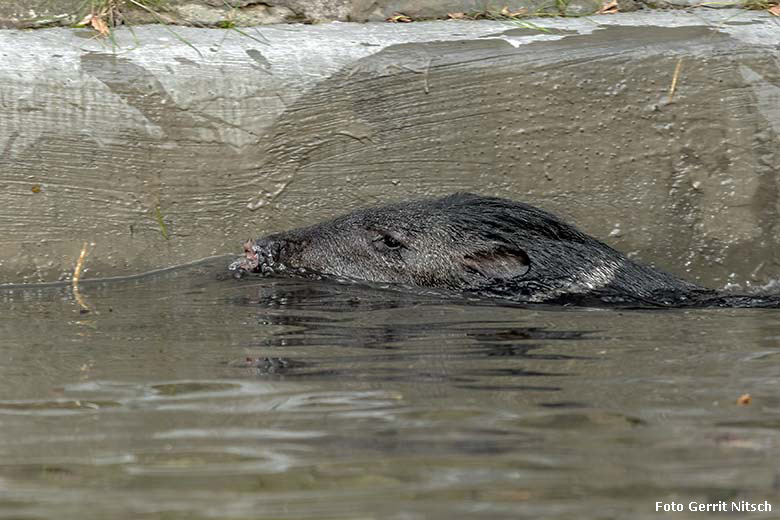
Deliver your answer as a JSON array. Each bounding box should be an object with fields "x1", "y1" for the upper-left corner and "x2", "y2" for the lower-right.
[{"x1": 372, "y1": 234, "x2": 403, "y2": 252}]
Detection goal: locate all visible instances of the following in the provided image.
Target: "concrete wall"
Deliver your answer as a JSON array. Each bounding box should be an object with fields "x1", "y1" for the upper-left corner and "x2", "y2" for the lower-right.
[{"x1": 1, "y1": 10, "x2": 779, "y2": 288}]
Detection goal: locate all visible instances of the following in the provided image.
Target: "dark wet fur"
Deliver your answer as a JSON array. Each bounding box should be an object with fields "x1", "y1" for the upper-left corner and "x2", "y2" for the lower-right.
[{"x1": 230, "y1": 193, "x2": 780, "y2": 308}]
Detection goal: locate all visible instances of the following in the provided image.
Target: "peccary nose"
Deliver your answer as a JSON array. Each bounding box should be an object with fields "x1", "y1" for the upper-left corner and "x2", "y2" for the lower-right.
[
  {"x1": 244, "y1": 237, "x2": 288, "y2": 276},
  {"x1": 251, "y1": 238, "x2": 280, "y2": 265},
  {"x1": 229, "y1": 237, "x2": 282, "y2": 277}
]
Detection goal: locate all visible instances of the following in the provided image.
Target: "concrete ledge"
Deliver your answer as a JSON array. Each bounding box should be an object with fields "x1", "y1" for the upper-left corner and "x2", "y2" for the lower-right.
[{"x1": 1, "y1": 10, "x2": 779, "y2": 287}]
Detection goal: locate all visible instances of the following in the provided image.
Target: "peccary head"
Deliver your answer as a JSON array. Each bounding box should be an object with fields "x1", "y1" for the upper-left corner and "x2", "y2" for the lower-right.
[{"x1": 231, "y1": 193, "x2": 701, "y2": 304}]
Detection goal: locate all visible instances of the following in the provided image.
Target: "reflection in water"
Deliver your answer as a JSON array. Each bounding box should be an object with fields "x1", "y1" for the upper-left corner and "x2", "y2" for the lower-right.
[
  {"x1": 233, "y1": 279, "x2": 590, "y2": 389},
  {"x1": 1, "y1": 259, "x2": 780, "y2": 519}
]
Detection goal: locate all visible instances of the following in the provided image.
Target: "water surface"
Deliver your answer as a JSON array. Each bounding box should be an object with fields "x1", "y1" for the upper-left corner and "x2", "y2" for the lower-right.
[{"x1": 1, "y1": 259, "x2": 779, "y2": 519}]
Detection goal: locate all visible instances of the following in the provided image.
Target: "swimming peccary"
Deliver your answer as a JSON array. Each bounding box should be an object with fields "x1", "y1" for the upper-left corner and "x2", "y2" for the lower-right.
[{"x1": 230, "y1": 193, "x2": 780, "y2": 308}]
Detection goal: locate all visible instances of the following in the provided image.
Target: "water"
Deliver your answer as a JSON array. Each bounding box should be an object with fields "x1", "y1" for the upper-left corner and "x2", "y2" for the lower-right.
[{"x1": 1, "y1": 258, "x2": 779, "y2": 519}]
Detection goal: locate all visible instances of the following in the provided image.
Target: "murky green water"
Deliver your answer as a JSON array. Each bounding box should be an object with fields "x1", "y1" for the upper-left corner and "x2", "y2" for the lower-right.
[{"x1": 2, "y1": 258, "x2": 779, "y2": 519}]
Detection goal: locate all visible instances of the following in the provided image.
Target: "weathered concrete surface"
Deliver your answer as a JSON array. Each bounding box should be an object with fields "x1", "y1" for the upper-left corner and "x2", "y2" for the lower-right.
[{"x1": 1, "y1": 10, "x2": 779, "y2": 288}]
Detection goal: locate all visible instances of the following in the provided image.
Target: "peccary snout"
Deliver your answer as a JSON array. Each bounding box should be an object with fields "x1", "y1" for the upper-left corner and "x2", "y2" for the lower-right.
[{"x1": 230, "y1": 238, "x2": 283, "y2": 278}]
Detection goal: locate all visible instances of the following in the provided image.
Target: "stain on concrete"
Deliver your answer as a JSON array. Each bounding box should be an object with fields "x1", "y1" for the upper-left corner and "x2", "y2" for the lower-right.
[
  {"x1": 546, "y1": 25, "x2": 720, "y2": 51},
  {"x1": 175, "y1": 56, "x2": 200, "y2": 67},
  {"x1": 479, "y1": 28, "x2": 578, "y2": 38},
  {"x1": 246, "y1": 49, "x2": 272, "y2": 73},
  {"x1": 82, "y1": 53, "x2": 208, "y2": 138}
]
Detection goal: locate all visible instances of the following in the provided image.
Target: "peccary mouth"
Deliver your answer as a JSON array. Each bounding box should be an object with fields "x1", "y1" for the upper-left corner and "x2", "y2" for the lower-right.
[{"x1": 229, "y1": 239, "x2": 280, "y2": 279}]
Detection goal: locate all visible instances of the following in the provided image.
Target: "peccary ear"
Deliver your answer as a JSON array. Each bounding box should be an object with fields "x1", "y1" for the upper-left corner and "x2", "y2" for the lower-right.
[{"x1": 460, "y1": 245, "x2": 530, "y2": 280}]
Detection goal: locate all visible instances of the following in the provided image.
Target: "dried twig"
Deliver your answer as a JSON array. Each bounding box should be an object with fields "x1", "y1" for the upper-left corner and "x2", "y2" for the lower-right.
[
  {"x1": 72, "y1": 242, "x2": 90, "y2": 312},
  {"x1": 668, "y1": 57, "x2": 683, "y2": 102}
]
